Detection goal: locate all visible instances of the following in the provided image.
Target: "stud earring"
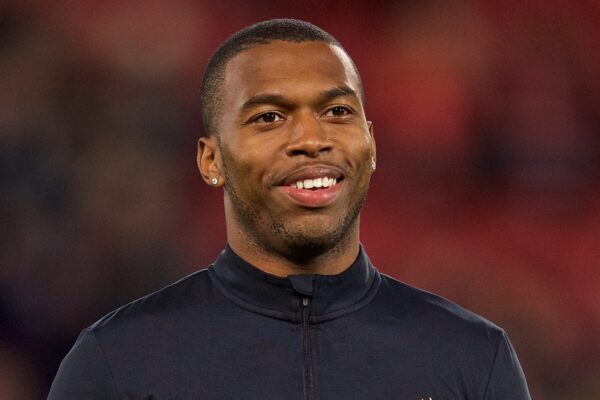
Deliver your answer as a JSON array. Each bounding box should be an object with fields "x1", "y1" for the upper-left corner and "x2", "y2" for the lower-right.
[
  {"x1": 211, "y1": 178, "x2": 219, "y2": 185},
  {"x1": 371, "y1": 158, "x2": 376, "y2": 171}
]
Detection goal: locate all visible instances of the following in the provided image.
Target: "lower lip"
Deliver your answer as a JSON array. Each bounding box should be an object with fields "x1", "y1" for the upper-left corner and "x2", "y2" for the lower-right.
[{"x1": 278, "y1": 182, "x2": 343, "y2": 207}]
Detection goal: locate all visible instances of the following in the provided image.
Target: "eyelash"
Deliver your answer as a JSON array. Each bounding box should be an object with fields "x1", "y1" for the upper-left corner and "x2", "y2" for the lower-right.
[
  {"x1": 250, "y1": 106, "x2": 354, "y2": 125},
  {"x1": 323, "y1": 106, "x2": 353, "y2": 117},
  {"x1": 252, "y1": 112, "x2": 285, "y2": 124}
]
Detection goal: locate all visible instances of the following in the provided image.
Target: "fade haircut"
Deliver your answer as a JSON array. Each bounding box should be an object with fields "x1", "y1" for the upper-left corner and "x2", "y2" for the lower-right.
[{"x1": 200, "y1": 18, "x2": 364, "y2": 137}]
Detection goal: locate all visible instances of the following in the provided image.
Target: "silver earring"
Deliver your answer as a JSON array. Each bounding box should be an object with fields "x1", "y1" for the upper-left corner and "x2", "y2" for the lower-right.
[
  {"x1": 371, "y1": 158, "x2": 376, "y2": 171},
  {"x1": 211, "y1": 178, "x2": 218, "y2": 185}
]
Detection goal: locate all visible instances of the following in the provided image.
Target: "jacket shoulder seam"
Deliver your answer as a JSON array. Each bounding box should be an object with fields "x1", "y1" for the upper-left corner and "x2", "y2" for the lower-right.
[
  {"x1": 480, "y1": 328, "x2": 505, "y2": 399},
  {"x1": 87, "y1": 328, "x2": 120, "y2": 398}
]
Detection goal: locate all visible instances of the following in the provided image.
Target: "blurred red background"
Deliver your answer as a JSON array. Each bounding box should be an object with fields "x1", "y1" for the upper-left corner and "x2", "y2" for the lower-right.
[{"x1": 1, "y1": 1, "x2": 599, "y2": 398}]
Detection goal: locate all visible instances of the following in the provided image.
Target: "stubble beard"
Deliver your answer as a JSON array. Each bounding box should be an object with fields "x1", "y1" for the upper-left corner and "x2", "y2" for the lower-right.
[{"x1": 221, "y1": 154, "x2": 367, "y2": 264}]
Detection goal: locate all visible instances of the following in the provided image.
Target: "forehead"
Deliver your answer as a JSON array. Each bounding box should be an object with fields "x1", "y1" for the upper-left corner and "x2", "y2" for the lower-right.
[{"x1": 222, "y1": 41, "x2": 360, "y2": 107}]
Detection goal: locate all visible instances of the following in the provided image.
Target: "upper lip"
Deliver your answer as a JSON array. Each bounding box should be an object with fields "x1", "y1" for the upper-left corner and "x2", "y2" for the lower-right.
[{"x1": 277, "y1": 164, "x2": 345, "y2": 186}]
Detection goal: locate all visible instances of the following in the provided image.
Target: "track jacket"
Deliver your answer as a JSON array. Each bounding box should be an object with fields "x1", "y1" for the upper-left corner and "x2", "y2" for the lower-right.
[{"x1": 49, "y1": 246, "x2": 531, "y2": 399}]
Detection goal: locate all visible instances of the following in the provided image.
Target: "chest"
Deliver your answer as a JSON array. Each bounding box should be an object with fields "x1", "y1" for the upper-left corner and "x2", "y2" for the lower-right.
[{"x1": 107, "y1": 316, "x2": 483, "y2": 400}]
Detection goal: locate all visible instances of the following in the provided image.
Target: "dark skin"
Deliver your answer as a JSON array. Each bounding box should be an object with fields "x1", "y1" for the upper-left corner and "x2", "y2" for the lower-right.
[{"x1": 197, "y1": 41, "x2": 375, "y2": 277}]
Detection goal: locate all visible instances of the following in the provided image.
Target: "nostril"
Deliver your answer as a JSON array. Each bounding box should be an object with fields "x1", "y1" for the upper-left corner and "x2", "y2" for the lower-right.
[
  {"x1": 286, "y1": 142, "x2": 332, "y2": 157},
  {"x1": 290, "y1": 149, "x2": 306, "y2": 157}
]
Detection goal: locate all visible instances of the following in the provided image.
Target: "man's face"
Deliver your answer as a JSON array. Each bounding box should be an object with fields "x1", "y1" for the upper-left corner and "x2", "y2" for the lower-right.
[{"x1": 204, "y1": 40, "x2": 375, "y2": 260}]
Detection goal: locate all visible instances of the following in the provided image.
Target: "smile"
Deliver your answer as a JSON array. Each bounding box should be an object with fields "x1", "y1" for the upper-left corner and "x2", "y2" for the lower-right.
[
  {"x1": 289, "y1": 177, "x2": 338, "y2": 189},
  {"x1": 277, "y1": 166, "x2": 345, "y2": 208},
  {"x1": 277, "y1": 181, "x2": 342, "y2": 207}
]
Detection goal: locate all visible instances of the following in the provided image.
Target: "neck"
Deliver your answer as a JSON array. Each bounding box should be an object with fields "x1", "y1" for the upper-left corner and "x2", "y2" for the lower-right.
[{"x1": 226, "y1": 221, "x2": 361, "y2": 277}]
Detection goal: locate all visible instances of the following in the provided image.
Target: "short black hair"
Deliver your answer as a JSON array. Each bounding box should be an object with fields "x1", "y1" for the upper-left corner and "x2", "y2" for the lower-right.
[{"x1": 200, "y1": 18, "x2": 363, "y2": 137}]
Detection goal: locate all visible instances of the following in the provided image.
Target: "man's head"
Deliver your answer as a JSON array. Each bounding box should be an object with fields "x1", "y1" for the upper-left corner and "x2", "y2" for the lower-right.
[
  {"x1": 197, "y1": 19, "x2": 375, "y2": 269},
  {"x1": 200, "y1": 18, "x2": 364, "y2": 138}
]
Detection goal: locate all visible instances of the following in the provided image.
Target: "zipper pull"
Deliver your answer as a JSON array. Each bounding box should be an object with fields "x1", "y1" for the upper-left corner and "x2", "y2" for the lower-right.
[{"x1": 302, "y1": 297, "x2": 310, "y2": 307}]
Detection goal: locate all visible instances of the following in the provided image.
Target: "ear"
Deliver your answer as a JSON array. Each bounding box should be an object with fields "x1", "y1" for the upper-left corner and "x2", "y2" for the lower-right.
[
  {"x1": 197, "y1": 136, "x2": 224, "y2": 187},
  {"x1": 367, "y1": 121, "x2": 376, "y2": 171}
]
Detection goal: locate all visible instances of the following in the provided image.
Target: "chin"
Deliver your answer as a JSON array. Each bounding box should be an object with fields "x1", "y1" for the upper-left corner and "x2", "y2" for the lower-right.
[{"x1": 269, "y1": 219, "x2": 353, "y2": 260}]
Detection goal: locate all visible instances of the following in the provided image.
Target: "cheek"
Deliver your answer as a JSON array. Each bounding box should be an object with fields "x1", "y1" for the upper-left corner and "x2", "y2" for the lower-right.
[
  {"x1": 350, "y1": 143, "x2": 375, "y2": 191},
  {"x1": 223, "y1": 147, "x2": 275, "y2": 199},
  {"x1": 234, "y1": 138, "x2": 285, "y2": 181},
  {"x1": 347, "y1": 137, "x2": 374, "y2": 170}
]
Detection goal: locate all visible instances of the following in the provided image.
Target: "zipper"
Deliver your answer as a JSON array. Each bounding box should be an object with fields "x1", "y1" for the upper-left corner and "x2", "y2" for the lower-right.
[{"x1": 301, "y1": 297, "x2": 314, "y2": 400}]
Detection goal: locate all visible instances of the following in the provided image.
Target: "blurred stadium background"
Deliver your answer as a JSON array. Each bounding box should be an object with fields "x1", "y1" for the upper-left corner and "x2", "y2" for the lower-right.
[{"x1": 1, "y1": 0, "x2": 599, "y2": 398}]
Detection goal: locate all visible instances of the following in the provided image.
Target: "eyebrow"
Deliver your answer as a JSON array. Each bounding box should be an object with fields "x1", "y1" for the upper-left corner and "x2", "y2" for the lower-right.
[
  {"x1": 320, "y1": 86, "x2": 358, "y2": 100},
  {"x1": 240, "y1": 86, "x2": 359, "y2": 112},
  {"x1": 241, "y1": 94, "x2": 289, "y2": 112}
]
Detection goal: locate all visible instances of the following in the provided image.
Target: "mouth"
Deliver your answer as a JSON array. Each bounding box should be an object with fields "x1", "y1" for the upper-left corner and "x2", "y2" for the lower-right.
[
  {"x1": 276, "y1": 166, "x2": 345, "y2": 208},
  {"x1": 288, "y1": 176, "x2": 342, "y2": 190}
]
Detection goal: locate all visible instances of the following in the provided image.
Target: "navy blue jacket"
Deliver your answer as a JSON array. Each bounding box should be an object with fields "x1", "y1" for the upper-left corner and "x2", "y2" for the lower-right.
[{"x1": 49, "y1": 246, "x2": 531, "y2": 399}]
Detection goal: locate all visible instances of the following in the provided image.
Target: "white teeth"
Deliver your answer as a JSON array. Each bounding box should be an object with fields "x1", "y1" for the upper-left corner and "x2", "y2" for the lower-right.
[{"x1": 291, "y1": 177, "x2": 339, "y2": 189}]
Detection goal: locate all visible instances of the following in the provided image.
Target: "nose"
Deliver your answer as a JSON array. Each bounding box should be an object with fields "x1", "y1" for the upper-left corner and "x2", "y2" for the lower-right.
[{"x1": 285, "y1": 111, "x2": 332, "y2": 157}]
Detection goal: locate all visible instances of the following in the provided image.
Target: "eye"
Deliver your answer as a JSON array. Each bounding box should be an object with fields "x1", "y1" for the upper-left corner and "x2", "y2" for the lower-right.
[
  {"x1": 253, "y1": 112, "x2": 284, "y2": 124},
  {"x1": 323, "y1": 106, "x2": 352, "y2": 117}
]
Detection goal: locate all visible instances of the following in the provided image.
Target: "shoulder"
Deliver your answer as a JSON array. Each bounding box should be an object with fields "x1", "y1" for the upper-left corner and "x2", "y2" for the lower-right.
[
  {"x1": 87, "y1": 268, "x2": 213, "y2": 338},
  {"x1": 365, "y1": 272, "x2": 531, "y2": 398},
  {"x1": 374, "y1": 272, "x2": 506, "y2": 346}
]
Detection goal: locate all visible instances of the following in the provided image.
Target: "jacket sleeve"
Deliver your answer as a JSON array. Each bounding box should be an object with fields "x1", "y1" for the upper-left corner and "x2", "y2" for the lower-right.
[
  {"x1": 48, "y1": 328, "x2": 117, "y2": 399},
  {"x1": 483, "y1": 330, "x2": 531, "y2": 400}
]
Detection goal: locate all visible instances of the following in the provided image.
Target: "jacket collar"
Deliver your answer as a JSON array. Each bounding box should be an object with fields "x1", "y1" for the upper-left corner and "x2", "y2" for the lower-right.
[{"x1": 208, "y1": 244, "x2": 381, "y2": 322}]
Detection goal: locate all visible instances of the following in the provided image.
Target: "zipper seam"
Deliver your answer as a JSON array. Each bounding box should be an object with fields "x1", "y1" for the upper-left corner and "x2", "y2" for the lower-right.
[{"x1": 302, "y1": 297, "x2": 313, "y2": 400}]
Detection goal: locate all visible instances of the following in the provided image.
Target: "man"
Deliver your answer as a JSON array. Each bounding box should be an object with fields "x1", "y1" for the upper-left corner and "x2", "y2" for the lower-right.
[{"x1": 49, "y1": 19, "x2": 531, "y2": 399}]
